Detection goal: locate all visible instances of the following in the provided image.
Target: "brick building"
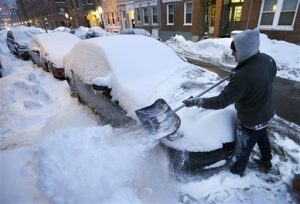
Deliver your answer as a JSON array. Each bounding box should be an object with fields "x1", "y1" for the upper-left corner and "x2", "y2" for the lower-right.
[
  {"x1": 240, "y1": 0, "x2": 300, "y2": 43},
  {"x1": 16, "y1": 0, "x2": 103, "y2": 30}
]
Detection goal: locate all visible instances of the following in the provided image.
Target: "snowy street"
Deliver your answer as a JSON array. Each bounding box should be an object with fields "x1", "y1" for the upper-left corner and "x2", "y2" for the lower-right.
[{"x1": 1, "y1": 30, "x2": 300, "y2": 204}]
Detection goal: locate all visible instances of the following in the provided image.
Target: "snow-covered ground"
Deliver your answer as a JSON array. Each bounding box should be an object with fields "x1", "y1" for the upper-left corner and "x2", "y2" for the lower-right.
[
  {"x1": 165, "y1": 34, "x2": 300, "y2": 82},
  {"x1": 1, "y1": 30, "x2": 300, "y2": 203}
]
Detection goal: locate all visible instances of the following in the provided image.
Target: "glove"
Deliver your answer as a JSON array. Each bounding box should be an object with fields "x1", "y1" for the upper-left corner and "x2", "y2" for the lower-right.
[{"x1": 183, "y1": 97, "x2": 204, "y2": 108}]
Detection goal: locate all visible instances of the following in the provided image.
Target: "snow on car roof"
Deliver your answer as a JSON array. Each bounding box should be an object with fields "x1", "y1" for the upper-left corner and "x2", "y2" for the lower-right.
[
  {"x1": 64, "y1": 35, "x2": 189, "y2": 111},
  {"x1": 32, "y1": 32, "x2": 81, "y2": 68},
  {"x1": 11, "y1": 26, "x2": 45, "y2": 44}
]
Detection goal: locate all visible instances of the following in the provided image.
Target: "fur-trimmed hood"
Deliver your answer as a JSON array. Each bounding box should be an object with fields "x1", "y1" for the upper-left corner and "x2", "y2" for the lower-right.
[{"x1": 233, "y1": 29, "x2": 260, "y2": 64}]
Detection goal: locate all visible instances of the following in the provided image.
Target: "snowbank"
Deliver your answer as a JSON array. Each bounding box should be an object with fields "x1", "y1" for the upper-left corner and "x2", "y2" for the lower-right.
[{"x1": 166, "y1": 34, "x2": 300, "y2": 82}]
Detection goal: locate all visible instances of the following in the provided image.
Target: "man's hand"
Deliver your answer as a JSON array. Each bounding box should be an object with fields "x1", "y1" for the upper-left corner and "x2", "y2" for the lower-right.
[{"x1": 183, "y1": 97, "x2": 204, "y2": 108}]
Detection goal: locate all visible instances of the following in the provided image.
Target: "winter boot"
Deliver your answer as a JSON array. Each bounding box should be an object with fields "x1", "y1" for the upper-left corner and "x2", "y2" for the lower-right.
[
  {"x1": 254, "y1": 159, "x2": 272, "y2": 170},
  {"x1": 229, "y1": 165, "x2": 244, "y2": 177}
]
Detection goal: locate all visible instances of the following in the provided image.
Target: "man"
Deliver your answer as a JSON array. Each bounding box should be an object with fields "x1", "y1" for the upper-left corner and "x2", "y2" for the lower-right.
[{"x1": 183, "y1": 29, "x2": 277, "y2": 176}]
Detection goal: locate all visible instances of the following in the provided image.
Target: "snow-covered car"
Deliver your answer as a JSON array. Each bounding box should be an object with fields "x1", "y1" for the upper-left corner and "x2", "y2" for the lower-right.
[
  {"x1": 29, "y1": 32, "x2": 81, "y2": 79},
  {"x1": 85, "y1": 27, "x2": 110, "y2": 39},
  {"x1": 120, "y1": 28, "x2": 159, "y2": 40},
  {"x1": 52, "y1": 26, "x2": 71, "y2": 33},
  {"x1": 120, "y1": 28, "x2": 151, "y2": 36},
  {"x1": 6, "y1": 26, "x2": 45, "y2": 60},
  {"x1": 64, "y1": 35, "x2": 236, "y2": 171},
  {"x1": 70, "y1": 26, "x2": 89, "y2": 39}
]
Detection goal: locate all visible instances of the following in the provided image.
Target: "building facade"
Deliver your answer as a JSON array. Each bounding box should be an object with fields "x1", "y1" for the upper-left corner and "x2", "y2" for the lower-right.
[
  {"x1": 15, "y1": 0, "x2": 300, "y2": 43},
  {"x1": 0, "y1": 4, "x2": 12, "y2": 27},
  {"x1": 16, "y1": 0, "x2": 103, "y2": 30},
  {"x1": 240, "y1": 0, "x2": 300, "y2": 43}
]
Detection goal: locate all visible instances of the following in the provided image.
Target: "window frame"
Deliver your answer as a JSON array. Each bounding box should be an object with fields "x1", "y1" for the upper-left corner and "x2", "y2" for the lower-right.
[
  {"x1": 167, "y1": 3, "x2": 174, "y2": 25},
  {"x1": 258, "y1": 0, "x2": 299, "y2": 31},
  {"x1": 152, "y1": 6, "x2": 158, "y2": 25},
  {"x1": 184, "y1": 1, "x2": 192, "y2": 25},
  {"x1": 135, "y1": 8, "x2": 141, "y2": 23},
  {"x1": 143, "y1": 7, "x2": 149, "y2": 25}
]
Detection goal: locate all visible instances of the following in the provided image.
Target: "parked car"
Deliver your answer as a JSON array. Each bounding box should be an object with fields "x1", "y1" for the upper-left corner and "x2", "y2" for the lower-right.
[
  {"x1": 120, "y1": 28, "x2": 151, "y2": 36},
  {"x1": 85, "y1": 27, "x2": 110, "y2": 39},
  {"x1": 70, "y1": 26, "x2": 89, "y2": 39},
  {"x1": 6, "y1": 26, "x2": 45, "y2": 60},
  {"x1": 64, "y1": 35, "x2": 236, "y2": 173},
  {"x1": 29, "y1": 32, "x2": 81, "y2": 79}
]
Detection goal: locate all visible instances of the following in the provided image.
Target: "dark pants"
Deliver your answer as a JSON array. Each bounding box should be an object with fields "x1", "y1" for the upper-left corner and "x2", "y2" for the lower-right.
[{"x1": 232, "y1": 124, "x2": 272, "y2": 173}]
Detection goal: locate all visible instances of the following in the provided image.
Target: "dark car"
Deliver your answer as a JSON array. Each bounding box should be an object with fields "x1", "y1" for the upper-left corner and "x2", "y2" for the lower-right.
[
  {"x1": 85, "y1": 27, "x2": 109, "y2": 39},
  {"x1": 64, "y1": 35, "x2": 236, "y2": 173},
  {"x1": 6, "y1": 26, "x2": 44, "y2": 60}
]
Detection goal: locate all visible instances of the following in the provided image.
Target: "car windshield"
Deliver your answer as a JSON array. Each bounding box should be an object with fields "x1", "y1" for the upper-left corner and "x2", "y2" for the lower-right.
[{"x1": 13, "y1": 30, "x2": 42, "y2": 42}]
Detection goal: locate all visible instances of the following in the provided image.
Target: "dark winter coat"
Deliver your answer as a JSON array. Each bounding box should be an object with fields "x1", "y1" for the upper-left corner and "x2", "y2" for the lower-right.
[{"x1": 201, "y1": 30, "x2": 277, "y2": 127}]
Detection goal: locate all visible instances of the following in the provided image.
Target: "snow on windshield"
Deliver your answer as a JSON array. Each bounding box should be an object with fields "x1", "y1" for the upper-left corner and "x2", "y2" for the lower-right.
[{"x1": 32, "y1": 32, "x2": 81, "y2": 68}]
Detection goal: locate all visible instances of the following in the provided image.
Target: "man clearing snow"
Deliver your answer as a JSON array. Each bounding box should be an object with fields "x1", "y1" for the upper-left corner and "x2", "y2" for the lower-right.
[{"x1": 183, "y1": 29, "x2": 277, "y2": 176}]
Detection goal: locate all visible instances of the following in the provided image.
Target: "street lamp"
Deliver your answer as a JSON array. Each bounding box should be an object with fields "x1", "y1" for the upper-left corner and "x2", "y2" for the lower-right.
[
  {"x1": 65, "y1": 13, "x2": 70, "y2": 27},
  {"x1": 44, "y1": 17, "x2": 48, "y2": 32}
]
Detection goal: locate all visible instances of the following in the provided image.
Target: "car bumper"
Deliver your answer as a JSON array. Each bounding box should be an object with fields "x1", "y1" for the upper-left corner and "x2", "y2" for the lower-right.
[{"x1": 161, "y1": 141, "x2": 234, "y2": 173}]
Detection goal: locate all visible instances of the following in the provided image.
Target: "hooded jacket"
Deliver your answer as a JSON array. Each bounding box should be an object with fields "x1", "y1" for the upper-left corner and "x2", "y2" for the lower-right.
[{"x1": 201, "y1": 29, "x2": 277, "y2": 127}]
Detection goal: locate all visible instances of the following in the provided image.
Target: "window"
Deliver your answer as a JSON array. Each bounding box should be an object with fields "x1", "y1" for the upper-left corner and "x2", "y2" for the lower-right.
[
  {"x1": 111, "y1": 12, "x2": 115, "y2": 24},
  {"x1": 167, "y1": 4, "x2": 174, "y2": 25},
  {"x1": 57, "y1": 7, "x2": 68, "y2": 14},
  {"x1": 152, "y1": 6, "x2": 158, "y2": 24},
  {"x1": 184, "y1": 2, "x2": 192, "y2": 25},
  {"x1": 259, "y1": 0, "x2": 299, "y2": 29},
  {"x1": 82, "y1": 0, "x2": 93, "y2": 5},
  {"x1": 135, "y1": 8, "x2": 140, "y2": 22},
  {"x1": 106, "y1": 12, "x2": 110, "y2": 25},
  {"x1": 143, "y1": 7, "x2": 149, "y2": 24},
  {"x1": 71, "y1": 0, "x2": 74, "y2": 9},
  {"x1": 75, "y1": 0, "x2": 79, "y2": 8},
  {"x1": 115, "y1": 11, "x2": 119, "y2": 23}
]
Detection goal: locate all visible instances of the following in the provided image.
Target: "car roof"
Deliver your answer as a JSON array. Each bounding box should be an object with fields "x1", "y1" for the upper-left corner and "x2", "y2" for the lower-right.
[{"x1": 32, "y1": 32, "x2": 81, "y2": 67}]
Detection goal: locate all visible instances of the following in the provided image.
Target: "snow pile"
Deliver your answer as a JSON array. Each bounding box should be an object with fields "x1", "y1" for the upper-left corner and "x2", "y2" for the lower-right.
[
  {"x1": 166, "y1": 34, "x2": 300, "y2": 81},
  {"x1": 34, "y1": 126, "x2": 177, "y2": 203},
  {"x1": 165, "y1": 35, "x2": 235, "y2": 67},
  {"x1": 31, "y1": 32, "x2": 81, "y2": 68}
]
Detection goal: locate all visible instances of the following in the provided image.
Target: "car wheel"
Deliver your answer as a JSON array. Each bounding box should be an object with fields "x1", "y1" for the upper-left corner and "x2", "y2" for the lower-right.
[
  {"x1": 45, "y1": 63, "x2": 50, "y2": 72},
  {"x1": 66, "y1": 76, "x2": 78, "y2": 98}
]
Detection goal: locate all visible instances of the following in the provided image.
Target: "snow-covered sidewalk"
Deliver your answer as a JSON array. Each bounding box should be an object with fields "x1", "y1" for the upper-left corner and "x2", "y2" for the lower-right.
[{"x1": 165, "y1": 34, "x2": 300, "y2": 82}]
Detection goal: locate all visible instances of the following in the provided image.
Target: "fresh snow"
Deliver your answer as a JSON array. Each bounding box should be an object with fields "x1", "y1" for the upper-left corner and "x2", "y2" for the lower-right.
[
  {"x1": 0, "y1": 29, "x2": 300, "y2": 204},
  {"x1": 30, "y1": 32, "x2": 81, "y2": 68},
  {"x1": 165, "y1": 33, "x2": 300, "y2": 82}
]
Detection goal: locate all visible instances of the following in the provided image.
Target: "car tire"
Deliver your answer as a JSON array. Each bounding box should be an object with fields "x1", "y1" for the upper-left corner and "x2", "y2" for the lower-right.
[{"x1": 66, "y1": 76, "x2": 79, "y2": 98}]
